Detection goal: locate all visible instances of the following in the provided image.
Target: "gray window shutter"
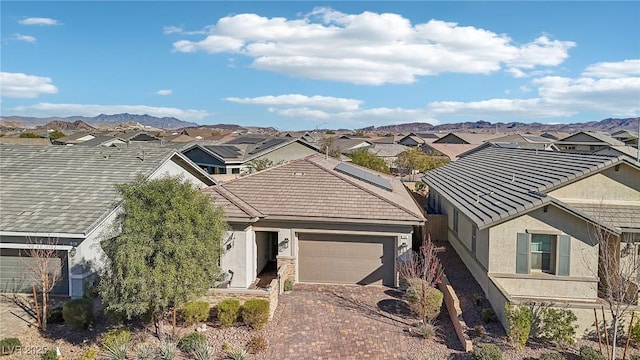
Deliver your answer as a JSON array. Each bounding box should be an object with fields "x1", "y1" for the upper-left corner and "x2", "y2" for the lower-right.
[
  {"x1": 557, "y1": 235, "x2": 571, "y2": 276},
  {"x1": 516, "y1": 233, "x2": 529, "y2": 274}
]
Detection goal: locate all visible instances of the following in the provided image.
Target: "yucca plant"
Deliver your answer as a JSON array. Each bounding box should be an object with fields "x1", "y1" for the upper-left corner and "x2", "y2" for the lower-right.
[
  {"x1": 192, "y1": 340, "x2": 213, "y2": 360},
  {"x1": 158, "y1": 338, "x2": 178, "y2": 360},
  {"x1": 100, "y1": 330, "x2": 131, "y2": 360},
  {"x1": 135, "y1": 343, "x2": 156, "y2": 360},
  {"x1": 225, "y1": 346, "x2": 249, "y2": 360}
]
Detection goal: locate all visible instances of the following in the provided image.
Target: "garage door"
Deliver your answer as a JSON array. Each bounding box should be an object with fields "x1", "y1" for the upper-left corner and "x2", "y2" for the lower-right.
[
  {"x1": 298, "y1": 233, "x2": 395, "y2": 286},
  {"x1": 0, "y1": 248, "x2": 69, "y2": 295}
]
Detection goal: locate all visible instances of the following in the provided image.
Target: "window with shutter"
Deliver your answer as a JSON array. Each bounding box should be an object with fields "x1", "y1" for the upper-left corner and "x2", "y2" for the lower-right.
[{"x1": 557, "y1": 235, "x2": 571, "y2": 276}]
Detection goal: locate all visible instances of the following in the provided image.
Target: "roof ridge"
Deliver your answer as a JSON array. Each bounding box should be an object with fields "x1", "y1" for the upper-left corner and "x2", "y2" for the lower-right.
[{"x1": 305, "y1": 157, "x2": 424, "y2": 221}]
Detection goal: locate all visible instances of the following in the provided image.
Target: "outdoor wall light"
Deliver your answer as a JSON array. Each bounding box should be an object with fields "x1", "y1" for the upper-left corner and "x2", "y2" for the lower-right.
[
  {"x1": 278, "y1": 238, "x2": 289, "y2": 251},
  {"x1": 398, "y1": 243, "x2": 409, "y2": 251},
  {"x1": 69, "y1": 247, "x2": 77, "y2": 258}
]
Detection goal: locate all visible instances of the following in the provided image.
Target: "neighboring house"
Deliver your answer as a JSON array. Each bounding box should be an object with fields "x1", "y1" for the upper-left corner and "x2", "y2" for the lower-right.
[
  {"x1": 538, "y1": 131, "x2": 571, "y2": 141},
  {"x1": 0, "y1": 137, "x2": 51, "y2": 146},
  {"x1": 118, "y1": 131, "x2": 161, "y2": 143},
  {"x1": 55, "y1": 132, "x2": 96, "y2": 145},
  {"x1": 421, "y1": 143, "x2": 481, "y2": 161},
  {"x1": 331, "y1": 138, "x2": 373, "y2": 154},
  {"x1": 367, "y1": 143, "x2": 410, "y2": 169},
  {"x1": 611, "y1": 130, "x2": 639, "y2": 147},
  {"x1": 182, "y1": 137, "x2": 319, "y2": 177},
  {"x1": 555, "y1": 131, "x2": 626, "y2": 153},
  {"x1": 203, "y1": 154, "x2": 425, "y2": 289},
  {"x1": 595, "y1": 145, "x2": 640, "y2": 161},
  {"x1": 432, "y1": 132, "x2": 501, "y2": 145},
  {"x1": 76, "y1": 136, "x2": 126, "y2": 147},
  {"x1": 0, "y1": 145, "x2": 215, "y2": 297},
  {"x1": 488, "y1": 133, "x2": 558, "y2": 150},
  {"x1": 423, "y1": 147, "x2": 640, "y2": 333},
  {"x1": 398, "y1": 132, "x2": 440, "y2": 147}
]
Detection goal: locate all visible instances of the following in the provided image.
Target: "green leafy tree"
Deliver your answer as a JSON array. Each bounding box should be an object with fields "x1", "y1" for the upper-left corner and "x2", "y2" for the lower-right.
[
  {"x1": 395, "y1": 148, "x2": 450, "y2": 177},
  {"x1": 347, "y1": 148, "x2": 390, "y2": 174},
  {"x1": 99, "y1": 175, "x2": 227, "y2": 337},
  {"x1": 19, "y1": 132, "x2": 40, "y2": 138},
  {"x1": 49, "y1": 130, "x2": 66, "y2": 140}
]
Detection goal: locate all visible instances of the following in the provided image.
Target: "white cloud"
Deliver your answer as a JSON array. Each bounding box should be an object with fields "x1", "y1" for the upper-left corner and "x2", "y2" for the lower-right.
[
  {"x1": 172, "y1": 7, "x2": 575, "y2": 84},
  {"x1": 156, "y1": 89, "x2": 173, "y2": 96},
  {"x1": 12, "y1": 34, "x2": 37, "y2": 43},
  {"x1": 0, "y1": 72, "x2": 58, "y2": 98},
  {"x1": 163, "y1": 25, "x2": 209, "y2": 35},
  {"x1": 582, "y1": 59, "x2": 640, "y2": 78},
  {"x1": 224, "y1": 94, "x2": 362, "y2": 111},
  {"x1": 4, "y1": 103, "x2": 210, "y2": 121},
  {"x1": 19, "y1": 17, "x2": 61, "y2": 26}
]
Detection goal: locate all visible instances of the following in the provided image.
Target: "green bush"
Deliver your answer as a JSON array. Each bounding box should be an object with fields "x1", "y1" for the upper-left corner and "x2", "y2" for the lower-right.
[
  {"x1": 284, "y1": 279, "x2": 294, "y2": 292},
  {"x1": 481, "y1": 308, "x2": 496, "y2": 323},
  {"x1": 100, "y1": 329, "x2": 131, "y2": 360},
  {"x1": 630, "y1": 312, "x2": 640, "y2": 343},
  {"x1": 405, "y1": 278, "x2": 443, "y2": 322},
  {"x1": 181, "y1": 301, "x2": 210, "y2": 325},
  {"x1": 241, "y1": 299, "x2": 270, "y2": 330},
  {"x1": 505, "y1": 304, "x2": 533, "y2": 350},
  {"x1": 539, "y1": 353, "x2": 566, "y2": 360},
  {"x1": 47, "y1": 308, "x2": 64, "y2": 324},
  {"x1": 19, "y1": 132, "x2": 40, "y2": 138},
  {"x1": 579, "y1": 346, "x2": 605, "y2": 360},
  {"x1": 62, "y1": 298, "x2": 94, "y2": 329},
  {"x1": 540, "y1": 308, "x2": 577, "y2": 348},
  {"x1": 41, "y1": 350, "x2": 58, "y2": 360},
  {"x1": 178, "y1": 332, "x2": 207, "y2": 353},
  {"x1": 217, "y1": 299, "x2": 241, "y2": 327},
  {"x1": 0, "y1": 338, "x2": 21, "y2": 355},
  {"x1": 472, "y1": 343, "x2": 502, "y2": 360},
  {"x1": 225, "y1": 347, "x2": 248, "y2": 360},
  {"x1": 247, "y1": 335, "x2": 267, "y2": 354},
  {"x1": 78, "y1": 346, "x2": 98, "y2": 360}
]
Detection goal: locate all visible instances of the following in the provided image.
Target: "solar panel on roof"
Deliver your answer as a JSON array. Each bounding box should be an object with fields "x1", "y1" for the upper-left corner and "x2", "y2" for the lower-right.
[
  {"x1": 247, "y1": 138, "x2": 288, "y2": 155},
  {"x1": 334, "y1": 162, "x2": 393, "y2": 191},
  {"x1": 226, "y1": 137, "x2": 266, "y2": 144},
  {"x1": 205, "y1": 145, "x2": 242, "y2": 158}
]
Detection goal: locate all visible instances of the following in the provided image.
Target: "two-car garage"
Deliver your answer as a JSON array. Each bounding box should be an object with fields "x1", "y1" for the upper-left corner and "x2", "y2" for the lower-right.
[{"x1": 297, "y1": 233, "x2": 396, "y2": 286}]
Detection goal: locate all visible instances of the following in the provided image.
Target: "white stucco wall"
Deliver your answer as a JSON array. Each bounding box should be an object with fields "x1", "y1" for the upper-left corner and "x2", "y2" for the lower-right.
[
  {"x1": 151, "y1": 156, "x2": 213, "y2": 188},
  {"x1": 547, "y1": 164, "x2": 640, "y2": 202}
]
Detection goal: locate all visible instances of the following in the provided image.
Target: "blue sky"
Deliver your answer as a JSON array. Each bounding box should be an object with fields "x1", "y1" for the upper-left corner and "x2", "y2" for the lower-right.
[{"x1": 1, "y1": 1, "x2": 639, "y2": 130}]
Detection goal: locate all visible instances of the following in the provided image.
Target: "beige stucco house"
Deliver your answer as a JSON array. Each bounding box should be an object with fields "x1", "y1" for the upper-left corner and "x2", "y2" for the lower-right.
[
  {"x1": 203, "y1": 154, "x2": 425, "y2": 289},
  {"x1": 423, "y1": 147, "x2": 640, "y2": 334}
]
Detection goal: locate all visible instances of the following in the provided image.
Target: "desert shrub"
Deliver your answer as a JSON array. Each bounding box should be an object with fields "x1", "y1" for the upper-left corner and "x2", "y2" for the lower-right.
[
  {"x1": 417, "y1": 350, "x2": 441, "y2": 360},
  {"x1": 505, "y1": 304, "x2": 533, "y2": 350},
  {"x1": 539, "y1": 353, "x2": 566, "y2": 360},
  {"x1": 78, "y1": 346, "x2": 98, "y2": 360},
  {"x1": 241, "y1": 299, "x2": 270, "y2": 330},
  {"x1": 540, "y1": 308, "x2": 577, "y2": 348},
  {"x1": 178, "y1": 332, "x2": 207, "y2": 353},
  {"x1": 472, "y1": 343, "x2": 502, "y2": 360},
  {"x1": 579, "y1": 346, "x2": 606, "y2": 360},
  {"x1": 474, "y1": 325, "x2": 487, "y2": 336},
  {"x1": 405, "y1": 278, "x2": 443, "y2": 322},
  {"x1": 0, "y1": 338, "x2": 21, "y2": 355},
  {"x1": 247, "y1": 335, "x2": 267, "y2": 354},
  {"x1": 284, "y1": 278, "x2": 294, "y2": 292},
  {"x1": 62, "y1": 298, "x2": 94, "y2": 329},
  {"x1": 481, "y1": 308, "x2": 496, "y2": 323},
  {"x1": 192, "y1": 340, "x2": 212, "y2": 360},
  {"x1": 181, "y1": 301, "x2": 210, "y2": 325},
  {"x1": 630, "y1": 313, "x2": 640, "y2": 343},
  {"x1": 134, "y1": 343, "x2": 155, "y2": 360},
  {"x1": 47, "y1": 308, "x2": 64, "y2": 324},
  {"x1": 100, "y1": 329, "x2": 131, "y2": 360},
  {"x1": 418, "y1": 322, "x2": 438, "y2": 339},
  {"x1": 158, "y1": 338, "x2": 178, "y2": 360},
  {"x1": 217, "y1": 299, "x2": 240, "y2": 327},
  {"x1": 225, "y1": 347, "x2": 248, "y2": 360},
  {"x1": 473, "y1": 293, "x2": 484, "y2": 306},
  {"x1": 41, "y1": 350, "x2": 58, "y2": 360}
]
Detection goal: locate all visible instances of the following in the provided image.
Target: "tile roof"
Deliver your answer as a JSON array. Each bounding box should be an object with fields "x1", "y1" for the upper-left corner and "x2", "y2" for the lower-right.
[
  {"x1": 368, "y1": 143, "x2": 410, "y2": 157},
  {"x1": 204, "y1": 154, "x2": 425, "y2": 224},
  {"x1": 557, "y1": 131, "x2": 626, "y2": 146},
  {"x1": 0, "y1": 137, "x2": 51, "y2": 146},
  {"x1": 0, "y1": 145, "x2": 210, "y2": 235},
  {"x1": 190, "y1": 137, "x2": 318, "y2": 163},
  {"x1": 433, "y1": 132, "x2": 502, "y2": 145},
  {"x1": 423, "y1": 147, "x2": 637, "y2": 229},
  {"x1": 76, "y1": 136, "x2": 124, "y2": 147},
  {"x1": 422, "y1": 143, "x2": 481, "y2": 160},
  {"x1": 568, "y1": 203, "x2": 640, "y2": 232}
]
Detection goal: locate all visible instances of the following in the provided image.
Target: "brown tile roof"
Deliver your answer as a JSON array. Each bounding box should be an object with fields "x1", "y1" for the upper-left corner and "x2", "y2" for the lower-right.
[
  {"x1": 204, "y1": 154, "x2": 425, "y2": 224},
  {"x1": 0, "y1": 137, "x2": 51, "y2": 146},
  {"x1": 422, "y1": 143, "x2": 481, "y2": 160}
]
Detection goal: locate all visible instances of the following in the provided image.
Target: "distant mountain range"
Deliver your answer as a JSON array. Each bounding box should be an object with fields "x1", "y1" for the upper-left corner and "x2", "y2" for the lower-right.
[
  {"x1": 360, "y1": 118, "x2": 640, "y2": 133},
  {"x1": 1, "y1": 113, "x2": 638, "y2": 134},
  {"x1": 0, "y1": 113, "x2": 198, "y2": 130}
]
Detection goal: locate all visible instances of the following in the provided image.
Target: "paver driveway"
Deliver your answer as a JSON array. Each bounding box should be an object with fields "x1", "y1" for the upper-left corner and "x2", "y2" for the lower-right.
[{"x1": 260, "y1": 284, "x2": 462, "y2": 360}]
